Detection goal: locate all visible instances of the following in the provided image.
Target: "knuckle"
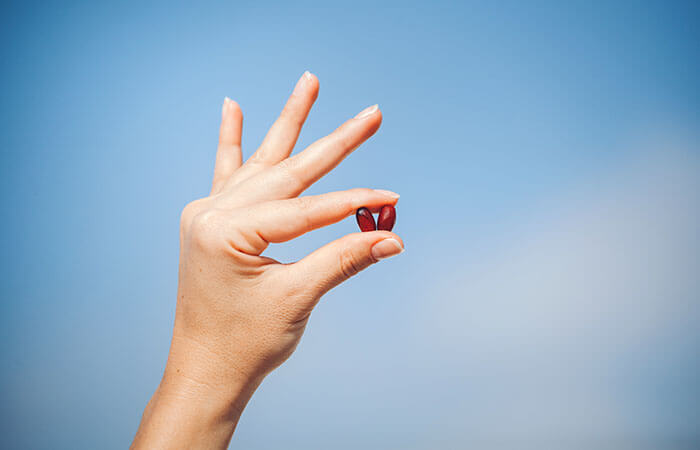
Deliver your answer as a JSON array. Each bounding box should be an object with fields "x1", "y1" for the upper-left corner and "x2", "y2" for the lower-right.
[
  {"x1": 276, "y1": 160, "x2": 304, "y2": 193},
  {"x1": 339, "y1": 194, "x2": 356, "y2": 214},
  {"x1": 180, "y1": 201, "x2": 201, "y2": 228},
  {"x1": 188, "y1": 209, "x2": 224, "y2": 252},
  {"x1": 342, "y1": 188, "x2": 369, "y2": 212},
  {"x1": 294, "y1": 196, "x2": 315, "y2": 214},
  {"x1": 338, "y1": 246, "x2": 363, "y2": 280},
  {"x1": 352, "y1": 187, "x2": 372, "y2": 196},
  {"x1": 336, "y1": 133, "x2": 354, "y2": 151},
  {"x1": 333, "y1": 125, "x2": 357, "y2": 150},
  {"x1": 280, "y1": 106, "x2": 305, "y2": 129},
  {"x1": 294, "y1": 197, "x2": 317, "y2": 229},
  {"x1": 247, "y1": 151, "x2": 264, "y2": 164},
  {"x1": 180, "y1": 199, "x2": 209, "y2": 234},
  {"x1": 276, "y1": 157, "x2": 294, "y2": 172}
]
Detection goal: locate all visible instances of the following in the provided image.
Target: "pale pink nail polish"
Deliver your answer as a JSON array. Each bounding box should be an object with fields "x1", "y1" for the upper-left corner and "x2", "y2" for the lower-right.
[
  {"x1": 355, "y1": 104, "x2": 379, "y2": 119},
  {"x1": 373, "y1": 189, "x2": 400, "y2": 199}
]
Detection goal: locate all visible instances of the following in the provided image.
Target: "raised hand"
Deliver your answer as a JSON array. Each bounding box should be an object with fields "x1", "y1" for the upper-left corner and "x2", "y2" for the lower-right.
[{"x1": 132, "y1": 72, "x2": 404, "y2": 449}]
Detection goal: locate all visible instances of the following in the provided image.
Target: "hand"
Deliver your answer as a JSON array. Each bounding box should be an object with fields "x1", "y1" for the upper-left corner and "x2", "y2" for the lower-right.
[{"x1": 132, "y1": 72, "x2": 404, "y2": 449}]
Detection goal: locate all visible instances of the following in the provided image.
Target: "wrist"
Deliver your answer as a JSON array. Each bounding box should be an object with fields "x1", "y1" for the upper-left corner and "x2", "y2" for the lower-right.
[{"x1": 161, "y1": 333, "x2": 263, "y2": 418}]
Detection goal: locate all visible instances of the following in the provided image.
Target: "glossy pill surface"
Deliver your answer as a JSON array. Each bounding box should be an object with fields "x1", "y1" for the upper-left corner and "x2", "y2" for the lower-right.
[
  {"x1": 377, "y1": 205, "x2": 396, "y2": 231},
  {"x1": 355, "y1": 207, "x2": 376, "y2": 232}
]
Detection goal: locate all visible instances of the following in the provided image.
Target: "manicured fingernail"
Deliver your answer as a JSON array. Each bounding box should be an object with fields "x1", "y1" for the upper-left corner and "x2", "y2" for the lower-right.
[
  {"x1": 374, "y1": 189, "x2": 400, "y2": 199},
  {"x1": 371, "y1": 238, "x2": 404, "y2": 261},
  {"x1": 293, "y1": 71, "x2": 311, "y2": 96},
  {"x1": 355, "y1": 104, "x2": 378, "y2": 119}
]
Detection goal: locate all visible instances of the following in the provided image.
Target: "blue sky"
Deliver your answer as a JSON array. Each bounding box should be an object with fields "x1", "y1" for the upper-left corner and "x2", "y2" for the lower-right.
[{"x1": 1, "y1": 1, "x2": 699, "y2": 448}]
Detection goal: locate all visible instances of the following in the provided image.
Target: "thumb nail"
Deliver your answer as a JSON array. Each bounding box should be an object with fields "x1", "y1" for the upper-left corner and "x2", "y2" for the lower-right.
[{"x1": 371, "y1": 238, "x2": 404, "y2": 261}]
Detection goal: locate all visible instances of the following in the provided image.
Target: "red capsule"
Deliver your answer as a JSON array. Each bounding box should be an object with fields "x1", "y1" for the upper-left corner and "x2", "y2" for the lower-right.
[
  {"x1": 355, "y1": 207, "x2": 376, "y2": 232},
  {"x1": 377, "y1": 205, "x2": 396, "y2": 231}
]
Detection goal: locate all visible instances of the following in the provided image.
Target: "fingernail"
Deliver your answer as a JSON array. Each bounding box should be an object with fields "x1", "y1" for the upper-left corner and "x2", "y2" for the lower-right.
[
  {"x1": 371, "y1": 238, "x2": 404, "y2": 261},
  {"x1": 222, "y1": 97, "x2": 231, "y2": 116},
  {"x1": 374, "y1": 189, "x2": 400, "y2": 199},
  {"x1": 355, "y1": 104, "x2": 378, "y2": 119},
  {"x1": 293, "y1": 71, "x2": 311, "y2": 96}
]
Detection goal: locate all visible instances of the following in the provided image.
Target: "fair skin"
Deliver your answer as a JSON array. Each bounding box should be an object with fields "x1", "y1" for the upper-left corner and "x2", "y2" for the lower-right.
[{"x1": 131, "y1": 72, "x2": 404, "y2": 449}]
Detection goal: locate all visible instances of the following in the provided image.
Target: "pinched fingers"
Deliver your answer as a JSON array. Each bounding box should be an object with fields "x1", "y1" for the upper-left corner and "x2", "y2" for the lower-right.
[{"x1": 220, "y1": 188, "x2": 399, "y2": 255}]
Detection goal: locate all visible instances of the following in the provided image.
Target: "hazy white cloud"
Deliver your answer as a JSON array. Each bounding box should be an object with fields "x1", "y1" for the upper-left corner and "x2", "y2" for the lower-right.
[{"x1": 425, "y1": 147, "x2": 700, "y2": 442}]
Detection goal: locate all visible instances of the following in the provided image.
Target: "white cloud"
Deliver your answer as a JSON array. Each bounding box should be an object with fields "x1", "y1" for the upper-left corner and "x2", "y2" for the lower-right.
[{"x1": 426, "y1": 146, "x2": 700, "y2": 441}]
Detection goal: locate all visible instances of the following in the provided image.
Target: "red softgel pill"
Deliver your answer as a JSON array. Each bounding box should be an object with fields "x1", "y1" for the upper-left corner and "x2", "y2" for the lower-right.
[
  {"x1": 377, "y1": 205, "x2": 396, "y2": 231},
  {"x1": 355, "y1": 207, "x2": 376, "y2": 232}
]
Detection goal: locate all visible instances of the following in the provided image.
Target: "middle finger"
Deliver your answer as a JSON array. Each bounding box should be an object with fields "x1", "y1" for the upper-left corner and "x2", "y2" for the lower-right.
[{"x1": 236, "y1": 104, "x2": 382, "y2": 203}]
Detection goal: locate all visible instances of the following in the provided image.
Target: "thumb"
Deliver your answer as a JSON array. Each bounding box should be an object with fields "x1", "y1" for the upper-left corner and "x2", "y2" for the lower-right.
[{"x1": 290, "y1": 231, "x2": 405, "y2": 298}]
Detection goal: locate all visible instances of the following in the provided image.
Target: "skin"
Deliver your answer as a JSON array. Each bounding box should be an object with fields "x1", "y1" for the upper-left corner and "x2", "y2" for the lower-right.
[{"x1": 131, "y1": 72, "x2": 404, "y2": 449}]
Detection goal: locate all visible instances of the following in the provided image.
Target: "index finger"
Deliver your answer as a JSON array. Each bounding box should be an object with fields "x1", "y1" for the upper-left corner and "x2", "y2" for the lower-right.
[{"x1": 228, "y1": 188, "x2": 399, "y2": 255}]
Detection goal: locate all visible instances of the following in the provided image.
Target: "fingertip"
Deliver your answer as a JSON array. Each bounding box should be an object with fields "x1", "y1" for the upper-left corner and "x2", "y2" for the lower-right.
[
  {"x1": 229, "y1": 100, "x2": 243, "y2": 118},
  {"x1": 344, "y1": 105, "x2": 381, "y2": 143},
  {"x1": 365, "y1": 106, "x2": 383, "y2": 134},
  {"x1": 372, "y1": 188, "x2": 399, "y2": 201},
  {"x1": 305, "y1": 71, "x2": 320, "y2": 97},
  {"x1": 225, "y1": 98, "x2": 243, "y2": 118},
  {"x1": 370, "y1": 236, "x2": 404, "y2": 261},
  {"x1": 293, "y1": 71, "x2": 319, "y2": 102},
  {"x1": 346, "y1": 187, "x2": 399, "y2": 205},
  {"x1": 378, "y1": 231, "x2": 404, "y2": 250},
  {"x1": 375, "y1": 106, "x2": 383, "y2": 126},
  {"x1": 354, "y1": 104, "x2": 378, "y2": 120}
]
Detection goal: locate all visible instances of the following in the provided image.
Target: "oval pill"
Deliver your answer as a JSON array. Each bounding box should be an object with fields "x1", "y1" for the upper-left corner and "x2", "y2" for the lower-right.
[
  {"x1": 355, "y1": 207, "x2": 376, "y2": 232},
  {"x1": 377, "y1": 205, "x2": 396, "y2": 231}
]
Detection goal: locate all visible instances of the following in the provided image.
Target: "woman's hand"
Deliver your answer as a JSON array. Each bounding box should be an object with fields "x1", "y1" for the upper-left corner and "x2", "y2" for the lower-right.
[{"x1": 132, "y1": 72, "x2": 404, "y2": 449}]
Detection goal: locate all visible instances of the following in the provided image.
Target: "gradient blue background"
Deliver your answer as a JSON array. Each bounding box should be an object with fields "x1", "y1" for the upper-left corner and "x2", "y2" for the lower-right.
[{"x1": 1, "y1": 1, "x2": 699, "y2": 448}]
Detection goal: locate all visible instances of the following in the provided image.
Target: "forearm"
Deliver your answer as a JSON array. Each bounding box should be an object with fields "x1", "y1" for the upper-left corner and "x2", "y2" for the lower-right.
[{"x1": 131, "y1": 338, "x2": 261, "y2": 449}]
